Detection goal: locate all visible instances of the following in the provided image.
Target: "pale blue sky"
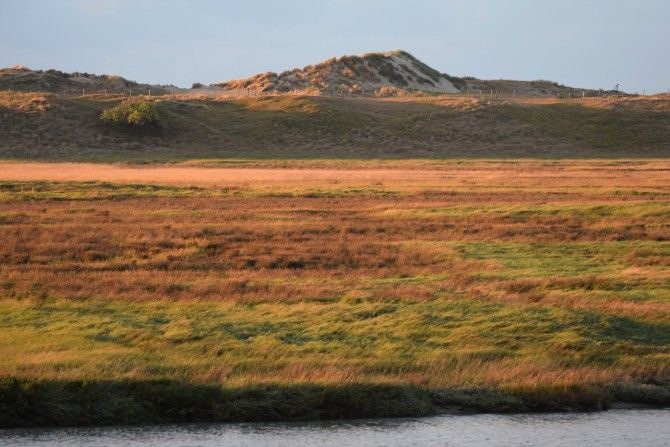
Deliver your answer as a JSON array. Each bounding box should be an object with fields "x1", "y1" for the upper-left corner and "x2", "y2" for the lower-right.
[{"x1": 1, "y1": 0, "x2": 669, "y2": 92}]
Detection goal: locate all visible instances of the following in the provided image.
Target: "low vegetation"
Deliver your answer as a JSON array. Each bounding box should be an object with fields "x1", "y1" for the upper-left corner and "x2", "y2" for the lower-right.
[
  {"x1": 0, "y1": 91, "x2": 669, "y2": 161},
  {"x1": 0, "y1": 160, "x2": 668, "y2": 426}
]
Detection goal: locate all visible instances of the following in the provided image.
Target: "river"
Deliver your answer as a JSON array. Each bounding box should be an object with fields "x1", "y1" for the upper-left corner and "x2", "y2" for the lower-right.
[{"x1": 1, "y1": 409, "x2": 668, "y2": 447}]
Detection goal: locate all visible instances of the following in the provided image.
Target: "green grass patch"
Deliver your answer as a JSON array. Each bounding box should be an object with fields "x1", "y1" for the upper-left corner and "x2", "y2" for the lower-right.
[
  {"x1": 0, "y1": 296, "x2": 668, "y2": 426},
  {"x1": 455, "y1": 241, "x2": 670, "y2": 278},
  {"x1": 0, "y1": 181, "x2": 213, "y2": 201},
  {"x1": 0, "y1": 298, "x2": 667, "y2": 386}
]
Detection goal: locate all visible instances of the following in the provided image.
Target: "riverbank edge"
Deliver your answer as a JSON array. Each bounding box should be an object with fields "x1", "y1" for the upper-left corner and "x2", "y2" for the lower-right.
[{"x1": 1, "y1": 379, "x2": 668, "y2": 428}]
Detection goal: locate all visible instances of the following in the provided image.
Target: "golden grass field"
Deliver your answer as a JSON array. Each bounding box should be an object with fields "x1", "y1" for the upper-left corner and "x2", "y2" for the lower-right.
[{"x1": 0, "y1": 159, "x2": 668, "y2": 425}]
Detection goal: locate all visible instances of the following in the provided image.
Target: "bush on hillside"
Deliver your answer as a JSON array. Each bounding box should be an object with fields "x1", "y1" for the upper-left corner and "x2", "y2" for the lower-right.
[
  {"x1": 373, "y1": 86, "x2": 408, "y2": 97},
  {"x1": 100, "y1": 101, "x2": 161, "y2": 128}
]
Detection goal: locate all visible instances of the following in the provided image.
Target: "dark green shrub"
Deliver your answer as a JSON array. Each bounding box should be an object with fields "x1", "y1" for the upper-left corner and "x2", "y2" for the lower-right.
[{"x1": 100, "y1": 101, "x2": 161, "y2": 127}]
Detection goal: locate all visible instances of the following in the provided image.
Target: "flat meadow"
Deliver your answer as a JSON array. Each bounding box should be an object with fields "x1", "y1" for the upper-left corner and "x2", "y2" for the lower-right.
[{"x1": 0, "y1": 159, "x2": 668, "y2": 426}]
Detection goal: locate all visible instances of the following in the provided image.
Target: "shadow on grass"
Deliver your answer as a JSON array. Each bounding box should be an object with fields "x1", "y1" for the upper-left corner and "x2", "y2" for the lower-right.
[{"x1": 1, "y1": 378, "x2": 668, "y2": 428}]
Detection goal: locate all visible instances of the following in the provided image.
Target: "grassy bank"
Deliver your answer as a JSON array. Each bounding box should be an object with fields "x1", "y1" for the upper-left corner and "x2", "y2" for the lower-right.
[
  {"x1": 1, "y1": 92, "x2": 669, "y2": 161},
  {"x1": 0, "y1": 160, "x2": 668, "y2": 426}
]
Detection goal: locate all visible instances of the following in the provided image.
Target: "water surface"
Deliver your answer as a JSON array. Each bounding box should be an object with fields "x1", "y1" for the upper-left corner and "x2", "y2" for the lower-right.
[{"x1": 1, "y1": 409, "x2": 668, "y2": 447}]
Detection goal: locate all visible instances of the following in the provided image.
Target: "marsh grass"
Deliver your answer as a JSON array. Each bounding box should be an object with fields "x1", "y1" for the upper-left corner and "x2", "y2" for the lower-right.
[
  {"x1": 0, "y1": 181, "x2": 211, "y2": 201},
  {"x1": 0, "y1": 160, "x2": 668, "y2": 426}
]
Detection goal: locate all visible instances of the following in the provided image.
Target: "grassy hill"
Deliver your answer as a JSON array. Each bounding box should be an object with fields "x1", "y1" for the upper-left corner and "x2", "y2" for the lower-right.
[
  {"x1": 1, "y1": 52, "x2": 625, "y2": 99},
  {"x1": 1, "y1": 92, "x2": 669, "y2": 161},
  {"x1": 0, "y1": 66, "x2": 175, "y2": 95}
]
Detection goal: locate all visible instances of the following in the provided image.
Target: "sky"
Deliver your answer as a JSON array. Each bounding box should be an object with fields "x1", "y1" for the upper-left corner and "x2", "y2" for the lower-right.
[{"x1": 1, "y1": 0, "x2": 669, "y2": 93}]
